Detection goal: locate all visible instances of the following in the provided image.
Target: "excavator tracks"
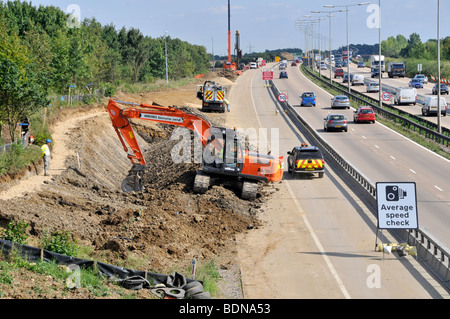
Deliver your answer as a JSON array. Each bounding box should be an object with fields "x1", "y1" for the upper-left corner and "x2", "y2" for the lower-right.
[
  {"x1": 193, "y1": 171, "x2": 211, "y2": 194},
  {"x1": 241, "y1": 180, "x2": 258, "y2": 200}
]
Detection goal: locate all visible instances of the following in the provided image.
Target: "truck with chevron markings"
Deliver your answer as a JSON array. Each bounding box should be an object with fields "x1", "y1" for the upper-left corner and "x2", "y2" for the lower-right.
[{"x1": 196, "y1": 80, "x2": 228, "y2": 113}]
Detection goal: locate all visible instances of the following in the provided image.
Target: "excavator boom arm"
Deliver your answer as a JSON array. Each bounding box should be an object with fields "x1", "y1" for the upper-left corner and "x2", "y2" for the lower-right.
[{"x1": 107, "y1": 99, "x2": 212, "y2": 166}]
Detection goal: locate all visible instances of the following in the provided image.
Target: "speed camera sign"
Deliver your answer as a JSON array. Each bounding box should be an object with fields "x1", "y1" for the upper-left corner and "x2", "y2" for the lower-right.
[{"x1": 376, "y1": 182, "x2": 418, "y2": 229}]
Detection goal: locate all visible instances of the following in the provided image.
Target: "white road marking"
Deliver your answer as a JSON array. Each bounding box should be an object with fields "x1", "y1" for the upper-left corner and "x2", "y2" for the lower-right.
[
  {"x1": 390, "y1": 156, "x2": 396, "y2": 160},
  {"x1": 285, "y1": 182, "x2": 352, "y2": 299},
  {"x1": 375, "y1": 145, "x2": 379, "y2": 148},
  {"x1": 434, "y1": 185, "x2": 443, "y2": 192},
  {"x1": 251, "y1": 71, "x2": 351, "y2": 299},
  {"x1": 409, "y1": 169, "x2": 416, "y2": 174}
]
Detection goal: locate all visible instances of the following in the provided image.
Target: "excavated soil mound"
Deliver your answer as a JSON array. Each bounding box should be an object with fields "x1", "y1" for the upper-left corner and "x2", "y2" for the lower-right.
[{"x1": 0, "y1": 98, "x2": 274, "y2": 277}]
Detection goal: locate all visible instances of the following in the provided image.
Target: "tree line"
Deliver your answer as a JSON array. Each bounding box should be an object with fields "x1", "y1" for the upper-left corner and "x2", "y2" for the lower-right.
[{"x1": 0, "y1": 0, "x2": 211, "y2": 143}]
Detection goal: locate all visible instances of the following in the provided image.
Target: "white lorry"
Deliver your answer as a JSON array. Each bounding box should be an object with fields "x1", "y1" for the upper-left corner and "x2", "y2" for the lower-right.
[{"x1": 370, "y1": 55, "x2": 385, "y2": 73}]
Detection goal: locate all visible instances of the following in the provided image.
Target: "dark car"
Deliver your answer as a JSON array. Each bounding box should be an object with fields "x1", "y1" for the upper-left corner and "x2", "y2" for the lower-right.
[
  {"x1": 357, "y1": 61, "x2": 365, "y2": 68},
  {"x1": 287, "y1": 144, "x2": 325, "y2": 178},
  {"x1": 335, "y1": 60, "x2": 343, "y2": 68},
  {"x1": 343, "y1": 74, "x2": 353, "y2": 83},
  {"x1": 291, "y1": 61, "x2": 297, "y2": 66},
  {"x1": 432, "y1": 83, "x2": 449, "y2": 95},
  {"x1": 334, "y1": 68, "x2": 344, "y2": 78},
  {"x1": 409, "y1": 78, "x2": 423, "y2": 89},
  {"x1": 371, "y1": 68, "x2": 381, "y2": 78},
  {"x1": 323, "y1": 114, "x2": 348, "y2": 132},
  {"x1": 354, "y1": 106, "x2": 376, "y2": 123},
  {"x1": 300, "y1": 92, "x2": 316, "y2": 106},
  {"x1": 279, "y1": 71, "x2": 288, "y2": 79}
]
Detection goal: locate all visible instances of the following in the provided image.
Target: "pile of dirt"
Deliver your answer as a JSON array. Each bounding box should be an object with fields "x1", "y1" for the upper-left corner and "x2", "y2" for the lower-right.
[{"x1": 0, "y1": 73, "x2": 277, "y2": 298}]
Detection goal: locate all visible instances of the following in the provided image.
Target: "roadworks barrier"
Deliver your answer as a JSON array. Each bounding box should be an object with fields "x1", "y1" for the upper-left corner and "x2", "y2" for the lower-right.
[{"x1": 0, "y1": 239, "x2": 209, "y2": 299}]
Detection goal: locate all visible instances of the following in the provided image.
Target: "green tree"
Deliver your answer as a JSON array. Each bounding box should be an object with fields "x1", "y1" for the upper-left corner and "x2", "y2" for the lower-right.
[{"x1": 401, "y1": 33, "x2": 426, "y2": 58}]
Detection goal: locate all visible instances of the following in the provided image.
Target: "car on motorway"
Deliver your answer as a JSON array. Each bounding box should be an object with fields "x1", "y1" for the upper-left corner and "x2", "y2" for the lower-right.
[
  {"x1": 357, "y1": 61, "x2": 365, "y2": 68},
  {"x1": 279, "y1": 63, "x2": 286, "y2": 70},
  {"x1": 323, "y1": 114, "x2": 348, "y2": 132},
  {"x1": 331, "y1": 95, "x2": 351, "y2": 109},
  {"x1": 250, "y1": 62, "x2": 257, "y2": 69},
  {"x1": 300, "y1": 92, "x2": 316, "y2": 107},
  {"x1": 343, "y1": 74, "x2": 354, "y2": 83},
  {"x1": 414, "y1": 74, "x2": 428, "y2": 84},
  {"x1": 366, "y1": 82, "x2": 380, "y2": 93},
  {"x1": 287, "y1": 143, "x2": 325, "y2": 178},
  {"x1": 320, "y1": 62, "x2": 327, "y2": 70},
  {"x1": 353, "y1": 106, "x2": 376, "y2": 123},
  {"x1": 371, "y1": 67, "x2": 381, "y2": 78},
  {"x1": 279, "y1": 71, "x2": 288, "y2": 79},
  {"x1": 432, "y1": 83, "x2": 449, "y2": 95},
  {"x1": 394, "y1": 87, "x2": 417, "y2": 105},
  {"x1": 291, "y1": 61, "x2": 297, "y2": 67},
  {"x1": 422, "y1": 96, "x2": 448, "y2": 116},
  {"x1": 352, "y1": 74, "x2": 364, "y2": 86},
  {"x1": 409, "y1": 78, "x2": 424, "y2": 89},
  {"x1": 334, "y1": 68, "x2": 344, "y2": 78},
  {"x1": 335, "y1": 60, "x2": 343, "y2": 68}
]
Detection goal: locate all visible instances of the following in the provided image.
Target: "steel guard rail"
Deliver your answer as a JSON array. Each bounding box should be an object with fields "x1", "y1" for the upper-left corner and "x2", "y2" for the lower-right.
[
  {"x1": 303, "y1": 65, "x2": 450, "y2": 147},
  {"x1": 268, "y1": 77, "x2": 450, "y2": 289}
]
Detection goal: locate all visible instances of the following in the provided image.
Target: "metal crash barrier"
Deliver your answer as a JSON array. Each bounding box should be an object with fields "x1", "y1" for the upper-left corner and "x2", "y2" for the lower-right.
[{"x1": 268, "y1": 77, "x2": 450, "y2": 290}]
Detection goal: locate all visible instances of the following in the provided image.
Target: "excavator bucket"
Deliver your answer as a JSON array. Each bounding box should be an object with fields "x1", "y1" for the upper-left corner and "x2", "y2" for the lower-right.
[{"x1": 121, "y1": 164, "x2": 146, "y2": 193}]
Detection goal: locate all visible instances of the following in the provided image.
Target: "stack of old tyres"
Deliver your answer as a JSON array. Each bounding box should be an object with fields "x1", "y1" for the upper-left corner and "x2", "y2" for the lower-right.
[{"x1": 183, "y1": 280, "x2": 211, "y2": 299}]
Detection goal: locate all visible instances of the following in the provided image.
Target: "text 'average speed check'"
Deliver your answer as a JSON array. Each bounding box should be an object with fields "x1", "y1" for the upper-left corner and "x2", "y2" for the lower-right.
[{"x1": 376, "y1": 182, "x2": 418, "y2": 229}]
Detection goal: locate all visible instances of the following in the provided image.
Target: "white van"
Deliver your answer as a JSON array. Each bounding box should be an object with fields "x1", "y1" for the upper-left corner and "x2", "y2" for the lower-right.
[
  {"x1": 422, "y1": 96, "x2": 447, "y2": 116},
  {"x1": 394, "y1": 87, "x2": 417, "y2": 105},
  {"x1": 250, "y1": 62, "x2": 257, "y2": 69},
  {"x1": 352, "y1": 74, "x2": 364, "y2": 86}
]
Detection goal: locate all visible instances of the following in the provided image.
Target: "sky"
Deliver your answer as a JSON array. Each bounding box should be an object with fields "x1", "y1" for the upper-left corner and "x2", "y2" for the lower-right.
[{"x1": 27, "y1": 0, "x2": 450, "y2": 56}]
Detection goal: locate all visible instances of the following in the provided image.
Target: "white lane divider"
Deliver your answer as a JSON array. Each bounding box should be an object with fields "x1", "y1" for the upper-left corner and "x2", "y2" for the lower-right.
[{"x1": 251, "y1": 70, "x2": 351, "y2": 299}]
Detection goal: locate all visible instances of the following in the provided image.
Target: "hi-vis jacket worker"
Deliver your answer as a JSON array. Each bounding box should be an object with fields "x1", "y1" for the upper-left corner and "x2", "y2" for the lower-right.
[
  {"x1": 224, "y1": 98, "x2": 230, "y2": 112},
  {"x1": 41, "y1": 139, "x2": 51, "y2": 176}
]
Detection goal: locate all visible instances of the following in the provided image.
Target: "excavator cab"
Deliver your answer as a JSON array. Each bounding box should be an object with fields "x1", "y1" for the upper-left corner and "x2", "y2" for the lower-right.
[{"x1": 201, "y1": 127, "x2": 244, "y2": 175}]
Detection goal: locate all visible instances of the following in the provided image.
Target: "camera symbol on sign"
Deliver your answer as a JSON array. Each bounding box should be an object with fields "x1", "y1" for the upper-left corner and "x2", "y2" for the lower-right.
[{"x1": 386, "y1": 185, "x2": 407, "y2": 201}]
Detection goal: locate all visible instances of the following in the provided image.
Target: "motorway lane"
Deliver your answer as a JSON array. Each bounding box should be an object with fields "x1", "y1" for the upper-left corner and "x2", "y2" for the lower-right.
[
  {"x1": 234, "y1": 65, "x2": 448, "y2": 298},
  {"x1": 340, "y1": 62, "x2": 450, "y2": 128},
  {"x1": 273, "y1": 63, "x2": 450, "y2": 250}
]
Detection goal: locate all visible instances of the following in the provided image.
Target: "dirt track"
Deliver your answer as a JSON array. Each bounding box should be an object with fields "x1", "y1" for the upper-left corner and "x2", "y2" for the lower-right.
[{"x1": 0, "y1": 72, "x2": 279, "y2": 298}]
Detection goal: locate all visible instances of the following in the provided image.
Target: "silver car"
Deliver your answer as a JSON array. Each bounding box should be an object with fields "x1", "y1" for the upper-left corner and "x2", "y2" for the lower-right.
[
  {"x1": 324, "y1": 114, "x2": 348, "y2": 132},
  {"x1": 366, "y1": 82, "x2": 379, "y2": 93},
  {"x1": 331, "y1": 95, "x2": 350, "y2": 109}
]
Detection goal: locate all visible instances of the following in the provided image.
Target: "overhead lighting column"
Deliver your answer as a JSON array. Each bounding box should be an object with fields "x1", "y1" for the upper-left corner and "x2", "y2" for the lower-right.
[{"x1": 324, "y1": 3, "x2": 370, "y2": 92}]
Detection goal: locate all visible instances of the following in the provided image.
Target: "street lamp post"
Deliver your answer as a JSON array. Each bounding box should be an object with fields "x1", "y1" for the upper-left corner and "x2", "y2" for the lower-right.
[
  {"x1": 378, "y1": 0, "x2": 382, "y2": 109},
  {"x1": 312, "y1": 9, "x2": 346, "y2": 84},
  {"x1": 324, "y1": 3, "x2": 370, "y2": 93},
  {"x1": 296, "y1": 19, "x2": 319, "y2": 69},
  {"x1": 165, "y1": 31, "x2": 169, "y2": 85},
  {"x1": 304, "y1": 15, "x2": 326, "y2": 78},
  {"x1": 437, "y1": 0, "x2": 442, "y2": 133}
]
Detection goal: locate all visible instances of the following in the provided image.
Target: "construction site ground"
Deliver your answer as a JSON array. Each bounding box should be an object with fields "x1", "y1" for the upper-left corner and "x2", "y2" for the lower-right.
[{"x1": 0, "y1": 71, "x2": 282, "y2": 299}]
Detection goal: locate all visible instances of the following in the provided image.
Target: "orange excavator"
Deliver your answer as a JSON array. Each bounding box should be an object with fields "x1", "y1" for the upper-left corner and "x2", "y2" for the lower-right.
[{"x1": 106, "y1": 99, "x2": 283, "y2": 200}]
